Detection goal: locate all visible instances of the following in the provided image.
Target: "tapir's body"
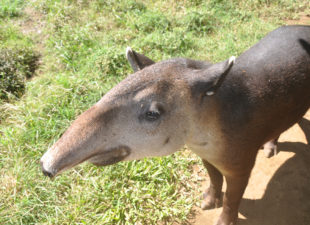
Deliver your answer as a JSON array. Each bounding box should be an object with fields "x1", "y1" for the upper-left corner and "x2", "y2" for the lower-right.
[
  {"x1": 194, "y1": 25, "x2": 310, "y2": 172},
  {"x1": 41, "y1": 25, "x2": 310, "y2": 225}
]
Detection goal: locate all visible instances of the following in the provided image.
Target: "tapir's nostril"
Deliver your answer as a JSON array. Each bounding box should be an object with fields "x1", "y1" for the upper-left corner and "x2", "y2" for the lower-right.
[
  {"x1": 40, "y1": 160, "x2": 55, "y2": 178},
  {"x1": 42, "y1": 168, "x2": 54, "y2": 178}
]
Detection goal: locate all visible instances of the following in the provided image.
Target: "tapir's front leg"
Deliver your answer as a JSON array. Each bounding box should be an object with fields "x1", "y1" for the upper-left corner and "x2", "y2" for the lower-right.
[
  {"x1": 201, "y1": 160, "x2": 223, "y2": 209},
  {"x1": 216, "y1": 173, "x2": 251, "y2": 225},
  {"x1": 215, "y1": 153, "x2": 256, "y2": 225}
]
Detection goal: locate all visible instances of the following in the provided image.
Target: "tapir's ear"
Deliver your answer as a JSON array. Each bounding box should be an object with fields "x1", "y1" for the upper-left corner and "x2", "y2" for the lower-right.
[
  {"x1": 191, "y1": 56, "x2": 235, "y2": 96},
  {"x1": 126, "y1": 47, "x2": 155, "y2": 72}
]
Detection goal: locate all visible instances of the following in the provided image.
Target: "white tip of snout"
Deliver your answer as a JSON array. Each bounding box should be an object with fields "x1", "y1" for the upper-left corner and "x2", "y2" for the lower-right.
[
  {"x1": 228, "y1": 56, "x2": 236, "y2": 65},
  {"x1": 40, "y1": 149, "x2": 57, "y2": 177},
  {"x1": 126, "y1": 46, "x2": 133, "y2": 56}
]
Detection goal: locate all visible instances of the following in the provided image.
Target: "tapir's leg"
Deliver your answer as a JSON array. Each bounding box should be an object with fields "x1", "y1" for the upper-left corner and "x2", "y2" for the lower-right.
[
  {"x1": 263, "y1": 136, "x2": 279, "y2": 158},
  {"x1": 201, "y1": 160, "x2": 223, "y2": 209},
  {"x1": 216, "y1": 157, "x2": 256, "y2": 225}
]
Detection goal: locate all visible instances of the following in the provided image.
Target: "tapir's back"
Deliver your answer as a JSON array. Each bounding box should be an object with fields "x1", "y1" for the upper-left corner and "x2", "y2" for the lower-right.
[{"x1": 218, "y1": 25, "x2": 310, "y2": 147}]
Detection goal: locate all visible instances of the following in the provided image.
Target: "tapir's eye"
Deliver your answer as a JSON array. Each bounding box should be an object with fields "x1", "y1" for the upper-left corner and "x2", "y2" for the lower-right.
[
  {"x1": 145, "y1": 110, "x2": 160, "y2": 121},
  {"x1": 139, "y1": 101, "x2": 164, "y2": 122}
]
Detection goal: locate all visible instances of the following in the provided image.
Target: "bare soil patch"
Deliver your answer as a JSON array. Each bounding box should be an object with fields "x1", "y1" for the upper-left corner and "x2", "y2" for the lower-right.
[
  {"x1": 17, "y1": 6, "x2": 47, "y2": 56},
  {"x1": 286, "y1": 13, "x2": 310, "y2": 25}
]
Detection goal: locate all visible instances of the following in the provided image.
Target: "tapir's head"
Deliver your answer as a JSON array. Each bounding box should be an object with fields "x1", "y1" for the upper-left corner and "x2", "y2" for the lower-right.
[{"x1": 40, "y1": 47, "x2": 235, "y2": 177}]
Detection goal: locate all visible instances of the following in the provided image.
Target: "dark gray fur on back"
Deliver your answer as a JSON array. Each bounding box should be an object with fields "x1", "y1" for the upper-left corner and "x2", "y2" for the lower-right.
[{"x1": 217, "y1": 25, "x2": 310, "y2": 148}]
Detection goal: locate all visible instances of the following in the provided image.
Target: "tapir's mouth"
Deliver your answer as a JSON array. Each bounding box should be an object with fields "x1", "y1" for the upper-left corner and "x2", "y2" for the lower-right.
[
  {"x1": 41, "y1": 145, "x2": 131, "y2": 178},
  {"x1": 88, "y1": 145, "x2": 131, "y2": 166}
]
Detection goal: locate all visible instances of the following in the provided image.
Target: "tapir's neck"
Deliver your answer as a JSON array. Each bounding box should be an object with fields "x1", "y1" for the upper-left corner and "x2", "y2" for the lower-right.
[{"x1": 185, "y1": 98, "x2": 226, "y2": 162}]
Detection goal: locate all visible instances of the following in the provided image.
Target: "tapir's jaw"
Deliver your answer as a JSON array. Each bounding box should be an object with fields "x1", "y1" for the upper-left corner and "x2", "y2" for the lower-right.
[{"x1": 88, "y1": 146, "x2": 131, "y2": 166}]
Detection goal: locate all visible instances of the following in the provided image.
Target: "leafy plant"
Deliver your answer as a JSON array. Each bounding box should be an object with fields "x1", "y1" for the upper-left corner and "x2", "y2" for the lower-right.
[{"x1": 0, "y1": 47, "x2": 39, "y2": 100}]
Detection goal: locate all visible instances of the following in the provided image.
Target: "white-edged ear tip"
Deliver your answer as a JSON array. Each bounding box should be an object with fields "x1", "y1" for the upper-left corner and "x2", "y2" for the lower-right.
[
  {"x1": 126, "y1": 46, "x2": 132, "y2": 56},
  {"x1": 228, "y1": 56, "x2": 236, "y2": 64},
  {"x1": 206, "y1": 91, "x2": 214, "y2": 96}
]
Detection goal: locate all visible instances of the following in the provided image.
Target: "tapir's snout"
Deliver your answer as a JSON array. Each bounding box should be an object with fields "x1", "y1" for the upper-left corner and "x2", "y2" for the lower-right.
[
  {"x1": 41, "y1": 162, "x2": 55, "y2": 178},
  {"x1": 40, "y1": 104, "x2": 117, "y2": 178},
  {"x1": 40, "y1": 149, "x2": 58, "y2": 178}
]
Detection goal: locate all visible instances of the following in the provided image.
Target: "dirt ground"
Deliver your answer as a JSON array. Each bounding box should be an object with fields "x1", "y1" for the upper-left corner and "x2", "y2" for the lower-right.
[
  {"x1": 188, "y1": 15, "x2": 310, "y2": 225},
  {"x1": 286, "y1": 13, "x2": 310, "y2": 25}
]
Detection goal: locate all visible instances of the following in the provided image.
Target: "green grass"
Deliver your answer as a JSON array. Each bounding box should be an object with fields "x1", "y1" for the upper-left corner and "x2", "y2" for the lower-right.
[
  {"x1": 0, "y1": 0, "x2": 25, "y2": 19},
  {"x1": 0, "y1": 0, "x2": 309, "y2": 224}
]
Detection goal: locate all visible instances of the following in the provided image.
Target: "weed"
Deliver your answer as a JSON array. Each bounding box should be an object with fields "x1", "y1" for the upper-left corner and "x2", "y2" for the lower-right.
[
  {"x1": 130, "y1": 11, "x2": 172, "y2": 33},
  {"x1": 0, "y1": 47, "x2": 39, "y2": 100},
  {"x1": 94, "y1": 47, "x2": 130, "y2": 76},
  {"x1": 181, "y1": 11, "x2": 217, "y2": 34}
]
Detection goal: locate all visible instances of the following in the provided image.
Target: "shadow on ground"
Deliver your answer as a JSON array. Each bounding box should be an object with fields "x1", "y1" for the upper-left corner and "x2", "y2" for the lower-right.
[{"x1": 238, "y1": 118, "x2": 310, "y2": 225}]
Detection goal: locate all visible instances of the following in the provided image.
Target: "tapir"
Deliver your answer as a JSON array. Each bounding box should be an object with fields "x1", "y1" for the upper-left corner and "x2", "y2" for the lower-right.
[{"x1": 40, "y1": 25, "x2": 310, "y2": 225}]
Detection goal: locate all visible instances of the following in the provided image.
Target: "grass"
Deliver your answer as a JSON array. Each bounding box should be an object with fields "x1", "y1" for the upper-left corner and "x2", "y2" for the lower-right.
[
  {"x1": 0, "y1": 0, "x2": 25, "y2": 19},
  {"x1": 0, "y1": 22, "x2": 39, "y2": 103},
  {"x1": 0, "y1": 0, "x2": 309, "y2": 224}
]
